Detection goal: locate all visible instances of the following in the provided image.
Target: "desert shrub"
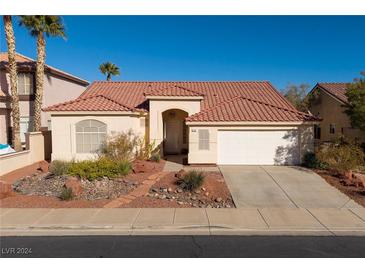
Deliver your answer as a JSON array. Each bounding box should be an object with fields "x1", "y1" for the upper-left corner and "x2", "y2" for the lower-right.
[
  {"x1": 67, "y1": 158, "x2": 131, "y2": 181},
  {"x1": 178, "y1": 170, "x2": 205, "y2": 191},
  {"x1": 303, "y1": 152, "x2": 326, "y2": 169},
  {"x1": 60, "y1": 187, "x2": 74, "y2": 200},
  {"x1": 49, "y1": 160, "x2": 72, "y2": 176},
  {"x1": 100, "y1": 130, "x2": 158, "y2": 162},
  {"x1": 100, "y1": 130, "x2": 139, "y2": 162},
  {"x1": 317, "y1": 139, "x2": 365, "y2": 174},
  {"x1": 149, "y1": 152, "x2": 161, "y2": 162}
]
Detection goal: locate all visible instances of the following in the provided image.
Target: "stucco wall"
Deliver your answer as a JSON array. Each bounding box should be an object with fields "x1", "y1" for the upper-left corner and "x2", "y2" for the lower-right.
[
  {"x1": 0, "y1": 108, "x2": 10, "y2": 144},
  {"x1": 149, "y1": 99, "x2": 201, "y2": 153},
  {"x1": 309, "y1": 89, "x2": 365, "y2": 142},
  {"x1": 188, "y1": 124, "x2": 314, "y2": 164},
  {"x1": 51, "y1": 114, "x2": 146, "y2": 161},
  {"x1": 0, "y1": 132, "x2": 45, "y2": 176}
]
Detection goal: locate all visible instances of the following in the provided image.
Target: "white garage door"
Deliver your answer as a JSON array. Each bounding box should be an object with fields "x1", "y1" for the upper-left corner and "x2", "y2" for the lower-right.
[{"x1": 217, "y1": 130, "x2": 300, "y2": 165}]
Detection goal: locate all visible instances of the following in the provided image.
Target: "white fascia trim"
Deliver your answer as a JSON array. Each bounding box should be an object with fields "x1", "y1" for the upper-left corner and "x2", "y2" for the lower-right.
[
  {"x1": 48, "y1": 111, "x2": 147, "y2": 116},
  {"x1": 146, "y1": 96, "x2": 204, "y2": 100},
  {"x1": 186, "y1": 121, "x2": 318, "y2": 126}
]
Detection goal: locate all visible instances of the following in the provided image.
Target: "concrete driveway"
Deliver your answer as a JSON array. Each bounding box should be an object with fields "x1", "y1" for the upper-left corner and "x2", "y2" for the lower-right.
[{"x1": 219, "y1": 165, "x2": 362, "y2": 209}]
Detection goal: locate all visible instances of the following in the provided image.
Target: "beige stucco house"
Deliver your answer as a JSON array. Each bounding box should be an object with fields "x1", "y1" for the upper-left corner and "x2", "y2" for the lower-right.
[
  {"x1": 308, "y1": 83, "x2": 364, "y2": 143},
  {"x1": 0, "y1": 52, "x2": 89, "y2": 144},
  {"x1": 44, "y1": 81, "x2": 318, "y2": 165}
]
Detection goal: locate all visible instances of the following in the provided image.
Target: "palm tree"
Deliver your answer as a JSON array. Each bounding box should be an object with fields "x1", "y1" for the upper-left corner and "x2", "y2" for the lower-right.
[
  {"x1": 3, "y1": 16, "x2": 21, "y2": 151},
  {"x1": 99, "y1": 62, "x2": 120, "y2": 81},
  {"x1": 18, "y1": 16, "x2": 66, "y2": 131}
]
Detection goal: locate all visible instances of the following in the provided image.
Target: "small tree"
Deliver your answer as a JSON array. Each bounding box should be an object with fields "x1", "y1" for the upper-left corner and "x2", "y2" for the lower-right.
[
  {"x1": 99, "y1": 62, "x2": 120, "y2": 81},
  {"x1": 282, "y1": 84, "x2": 310, "y2": 112},
  {"x1": 344, "y1": 72, "x2": 365, "y2": 132}
]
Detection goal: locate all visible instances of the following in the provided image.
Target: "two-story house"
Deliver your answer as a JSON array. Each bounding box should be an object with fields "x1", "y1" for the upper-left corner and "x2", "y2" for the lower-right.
[
  {"x1": 0, "y1": 52, "x2": 89, "y2": 144},
  {"x1": 308, "y1": 82, "x2": 364, "y2": 144}
]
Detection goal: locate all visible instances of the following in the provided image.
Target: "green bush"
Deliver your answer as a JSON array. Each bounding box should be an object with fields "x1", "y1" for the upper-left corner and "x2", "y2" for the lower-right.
[
  {"x1": 317, "y1": 139, "x2": 365, "y2": 174},
  {"x1": 60, "y1": 187, "x2": 74, "y2": 200},
  {"x1": 68, "y1": 158, "x2": 131, "y2": 181},
  {"x1": 149, "y1": 152, "x2": 161, "y2": 162},
  {"x1": 49, "y1": 160, "x2": 72, "y2": 176},
  {"x1": 303, "y1": 152, "x2": 325, "y2": 169},
  {"x1": 178, "y1": 170, "x2": 205, "y2": 191}
]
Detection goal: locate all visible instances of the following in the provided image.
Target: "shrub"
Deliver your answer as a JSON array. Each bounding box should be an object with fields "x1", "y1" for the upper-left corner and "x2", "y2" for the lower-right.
[
  {"x1": 100, "y1": 130, "x2": 139, "y2": 162},
  {"x1": 303, "y1": 152, "x2": 325, "y2": 169},
  {"x1": 149, "y1": 152, "x2": 161, "y2": 162},
  {"x1": 60, "y1": 187, "x2": 74, "y2": 200},
  {"x1": 68, "y1": 158, "x2": 131, "y2": 181},
  {"x1": 178, "y1": 170, "x2": 205, "y2": 191},
  {"x1": 317, "y1": 139, "x2": 365, "y2": 174},
  {"x1": 49, "y1": 160, "x2": 72, "y2": 176},
  {"x1": 100, "y1": 130, "x2": 158, "y2": 162}
]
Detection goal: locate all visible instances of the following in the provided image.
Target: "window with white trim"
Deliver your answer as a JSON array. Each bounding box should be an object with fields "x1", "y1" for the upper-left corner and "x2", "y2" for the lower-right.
[
  {"x1": 17, "y1": 73, "x2": 34, "y2": 95},
  {"x1": 75, "y1": 120, "x2": 107, "y2": 153},
  {"x1": 198, "y1": 129, "x2": 209, "y2": 150}
]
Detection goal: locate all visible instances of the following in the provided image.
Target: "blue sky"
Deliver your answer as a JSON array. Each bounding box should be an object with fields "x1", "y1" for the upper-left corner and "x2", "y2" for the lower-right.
[{"x1": 1, "y1": 16, "x2": 364, "y2": 90}]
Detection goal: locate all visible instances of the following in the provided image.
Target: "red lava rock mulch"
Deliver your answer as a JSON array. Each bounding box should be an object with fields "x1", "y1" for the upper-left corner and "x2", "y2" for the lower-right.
[{"x1": 315, "y1": 169, "x2": 365, "y2": 207}]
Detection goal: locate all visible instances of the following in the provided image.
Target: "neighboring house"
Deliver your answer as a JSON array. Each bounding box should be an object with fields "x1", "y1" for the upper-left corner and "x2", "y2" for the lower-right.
[
  {"x1": 0, "y1": 52, "x2": 89, "y2": 144},
  {"x1": 44, "y1": 81, "x2": 318, "y2": 165},
  {"x1": 308, "y1": 83, "x2": 364, "y2": 143}
]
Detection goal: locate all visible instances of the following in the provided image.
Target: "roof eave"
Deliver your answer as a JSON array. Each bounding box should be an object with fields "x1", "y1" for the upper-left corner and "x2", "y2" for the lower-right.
[
  {"x1": 145, "y1": 95, "x2": 204, "y2": 100},
  {"x1": 185, "y1": 121, "x2": 319, "y2": 126}
]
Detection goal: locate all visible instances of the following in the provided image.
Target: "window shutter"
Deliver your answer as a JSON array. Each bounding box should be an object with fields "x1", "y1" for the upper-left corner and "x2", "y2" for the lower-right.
[{"x1": 198, "y1": 129, "x2": 209, "y2": 150}]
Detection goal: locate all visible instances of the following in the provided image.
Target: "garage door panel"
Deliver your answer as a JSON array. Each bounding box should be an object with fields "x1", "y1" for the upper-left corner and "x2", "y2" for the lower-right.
[{"x1": 218, "y1": 130, "x2": 300, "y2": 165}]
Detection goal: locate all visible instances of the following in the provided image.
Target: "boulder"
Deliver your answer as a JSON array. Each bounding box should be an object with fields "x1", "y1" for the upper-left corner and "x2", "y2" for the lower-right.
[
  {"x1": 64, "y1": 177, "x2": 83, "y2": 196},
  {"x1": 353, "y1": 173, "x2": 365, "y2": 188},
  {"x1": 38, "y1": 160, "x2": 49, "y2": 173},
  {"x1": 132, "y1": 160, "x2": 155, "y2": 173},
  {"x1": 175, "y1": 169, "x2": 187, "y2": 179},
  {"x1": 0, "y1": 180, "x2": 15, "y2": 199}
]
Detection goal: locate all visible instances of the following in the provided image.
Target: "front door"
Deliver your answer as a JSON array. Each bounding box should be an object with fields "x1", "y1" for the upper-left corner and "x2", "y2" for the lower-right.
[{"x1": 164, "y1": 119, "x2": 181, "y2": 154}]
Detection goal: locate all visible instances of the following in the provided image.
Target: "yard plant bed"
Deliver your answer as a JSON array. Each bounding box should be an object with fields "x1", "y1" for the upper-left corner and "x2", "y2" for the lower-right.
[
  {"x1": 121, "y1": 171, "x2": 235, "y2": 208},
  {"x1": 315, "y1": 169, "x2": 365, "y2": 207},
  {"x1": 0, "y1": 160, "x2": 234, "y2": 208}
]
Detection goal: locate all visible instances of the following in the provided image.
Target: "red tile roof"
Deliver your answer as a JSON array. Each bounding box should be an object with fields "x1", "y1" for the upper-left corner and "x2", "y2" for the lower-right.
[
  {"x1": 186, "y1": 95, "x2": 316, "y2": 122},
  {"x1": 144, "y1": 84, "x2": 204, "y2": 97},
  {"x1": 43, "y1": 94, "x2": 139, "y2": 112},
  {"x1": 317, "y1": 82, "x2": 349, "y2": 103},
  {"x1": 45, "y1": 81, "x2": 316, "y2": 122},
  {"x1": 0, "y1": 52, "x2": 89, "y2": 86}
]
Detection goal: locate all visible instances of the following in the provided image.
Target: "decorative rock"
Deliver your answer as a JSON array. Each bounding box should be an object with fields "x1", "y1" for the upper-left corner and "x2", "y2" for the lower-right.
[
  {"x1": 204, "y1": 192, "x2": 209, "y2": 197},
  {"x1": 167, "y1": 187, "x2": 173, "y2": 193},
  {"x1": 175, "y1": 169, "x2": 187, "y2": 179},
  {"x1": 191, "y1": 195, "x2": 197, "y2": 201},
  {"x1": 201, "y1": 187, "x2": 206, "y2": 191},
  {"x1": 354, "y1": 173, "x2": 365, "y2": 188},
  {"x1": 38, "y1": 161, "x2": 49, "y2": 173},
  {"x1": 177, "y1": 201, "x2": 184, "y2": 205},
  {"x1": 0, "y1": 181, "x2": 15, "y2": 199},
  {"x1": 177, "y1": 188, "x2": 183, "y2": 193},
  {"x1": 151, "y1": 188, "x2": 158, "y2": 192},
  {"x1": 132, "y1": 160, "x2": 155, "y2": 173},
  {"x1": 215, "y1": 197, "x2": 223, "y2": 202},
  {"x1": 194, "y1": 190, "x2": 201, "y2": 194},
  {"x1": 159, "y1": 194, "x2": 167, "y2": 199},
  {"x1": 64, "y1": 177, "x2": 83, "y2": 196},
  {"x1": 161, "y1": 188, "x2": 168, "y2": 193}
]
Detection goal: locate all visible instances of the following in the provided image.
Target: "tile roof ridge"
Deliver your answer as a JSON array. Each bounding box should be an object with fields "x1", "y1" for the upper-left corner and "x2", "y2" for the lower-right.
[{"x1": 146, "y1": 84, "x2": 205, "y2": 96}]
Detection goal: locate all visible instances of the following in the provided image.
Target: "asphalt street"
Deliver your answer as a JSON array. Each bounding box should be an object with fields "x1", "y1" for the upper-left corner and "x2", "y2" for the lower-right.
[{"x1": 1, "y1": 236, "x2": 365, "y2": 258}]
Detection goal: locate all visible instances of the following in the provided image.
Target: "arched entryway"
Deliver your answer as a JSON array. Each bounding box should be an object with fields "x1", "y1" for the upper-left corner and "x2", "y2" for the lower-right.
[{"x1": 162, "y1": 109, "x2": 188, "y2": 155}]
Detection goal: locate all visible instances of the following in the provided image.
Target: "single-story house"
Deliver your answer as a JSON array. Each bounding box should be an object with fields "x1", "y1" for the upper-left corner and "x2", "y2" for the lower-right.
[
  {"x1": 44, "y1": 81, "x2": 318, "y2": 165},
  {"x1": 308, "y1": 82, "x2": 365, "y2": 143},
  {"x1": 0, "y1": 52, "x2": 89, "y2": 144}
]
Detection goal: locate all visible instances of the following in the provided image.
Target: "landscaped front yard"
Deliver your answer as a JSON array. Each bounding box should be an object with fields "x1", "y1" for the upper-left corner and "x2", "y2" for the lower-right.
[{"x1": 0, "y1": 159, "x2": 234, "y2": 208}]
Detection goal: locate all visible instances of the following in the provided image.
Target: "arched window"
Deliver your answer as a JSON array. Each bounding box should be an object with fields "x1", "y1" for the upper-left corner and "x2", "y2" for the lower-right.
[{"x1": 75, "y1": 120, "x2": 107, "y2": 153}]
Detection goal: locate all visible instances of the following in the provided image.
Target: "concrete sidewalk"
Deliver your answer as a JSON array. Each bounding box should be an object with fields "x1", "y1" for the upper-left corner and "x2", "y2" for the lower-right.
[{"x1": 1, "y1": 207, "x2": 365, "y2": 236}]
